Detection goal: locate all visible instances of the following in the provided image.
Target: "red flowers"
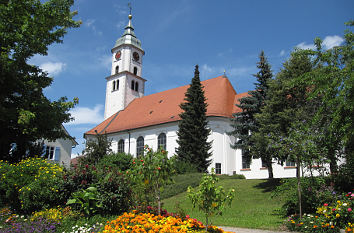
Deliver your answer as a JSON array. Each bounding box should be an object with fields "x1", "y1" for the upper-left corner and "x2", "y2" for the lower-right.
[{"x1": 324, "y1": 203, "x2": 328, "y2": 206}]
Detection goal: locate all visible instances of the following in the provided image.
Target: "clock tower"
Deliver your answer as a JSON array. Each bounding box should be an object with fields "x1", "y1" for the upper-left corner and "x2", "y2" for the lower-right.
[{"x1": 104, "y1": 14, "x2": 146, "y2": 119}]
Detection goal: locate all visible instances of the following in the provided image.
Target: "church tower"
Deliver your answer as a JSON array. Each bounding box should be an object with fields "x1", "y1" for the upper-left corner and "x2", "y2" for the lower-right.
[{"x1": 104, "y1": 14, "x2": 146, "y2": 119}]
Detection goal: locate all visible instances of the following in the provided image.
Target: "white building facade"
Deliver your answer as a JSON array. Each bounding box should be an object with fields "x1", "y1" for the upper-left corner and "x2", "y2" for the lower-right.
[{"x1": 84, "y1": 14, "x2": 321, "y2": 179}]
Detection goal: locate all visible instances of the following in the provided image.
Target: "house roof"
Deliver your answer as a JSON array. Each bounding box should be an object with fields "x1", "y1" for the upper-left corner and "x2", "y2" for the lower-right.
[{"x1": 85, "y1": 75, "x2": 248, "y2": 136}]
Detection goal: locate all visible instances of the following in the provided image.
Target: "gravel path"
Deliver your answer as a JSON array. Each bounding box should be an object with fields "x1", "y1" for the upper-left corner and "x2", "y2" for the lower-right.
[{"x1": 219, "y1": 226, "x2": 292, "y2": 233}]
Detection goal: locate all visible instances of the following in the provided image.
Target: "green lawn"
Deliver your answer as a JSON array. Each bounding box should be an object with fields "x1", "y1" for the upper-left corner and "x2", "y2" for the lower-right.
[{"x1": 163, "y1": 178, "x2": 286, "y2": 230}]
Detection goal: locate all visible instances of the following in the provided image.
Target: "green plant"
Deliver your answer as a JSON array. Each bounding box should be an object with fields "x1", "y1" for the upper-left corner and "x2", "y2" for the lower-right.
[
  {"x1": 96, "y1": 170, "x2": 132, "y2": 215},
  {"x1": 187, "y1": 168, "x2": 235, "y2": 230},
  {"x1": 67, "y1": 186, "x2": 102, "y2": 216},
  {"x1": 286, "y1": 192, "x2": 353, "y2": 232},
  {"x1": 97, "y1": 152, "x2": 133, "y2": 171},
  {"x1": 272, "y1": 177, "x2": 334, "y2": 216},
  {"x1": 0, "y1": 157, "x2": 65, "y2": 213},
  {"x1": 128, "y1": 146, "x2": 174, "y2": 214},
  {"x1": 170, "y1": 156, "x2": 198, "y2": 174}
]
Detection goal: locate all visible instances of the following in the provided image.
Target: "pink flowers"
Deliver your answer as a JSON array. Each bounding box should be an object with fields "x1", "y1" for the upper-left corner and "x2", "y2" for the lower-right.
[
  {"x1": 348, "y1": 208, "x2": 352, "y2": 212},
  {"x1": 324, "y1": 203, "x2": 328, "y2": 206}
]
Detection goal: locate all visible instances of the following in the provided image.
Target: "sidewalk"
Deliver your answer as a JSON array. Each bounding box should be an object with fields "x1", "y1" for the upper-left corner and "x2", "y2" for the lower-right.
[{"x1": 219, "y1": 226, "x2": 291, "y2": 233}]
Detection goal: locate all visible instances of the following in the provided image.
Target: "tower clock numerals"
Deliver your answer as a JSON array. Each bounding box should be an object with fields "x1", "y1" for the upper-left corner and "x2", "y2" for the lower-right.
[
  {"x1": 133, "y1": 52, "x2": 139, "y2": 62},
  {"x1": 115, "y1": 51, "x2": 121, "y2": 60}
]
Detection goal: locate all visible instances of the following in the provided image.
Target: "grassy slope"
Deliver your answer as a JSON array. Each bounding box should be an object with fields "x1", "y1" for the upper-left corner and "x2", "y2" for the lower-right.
[{"x1": 163, "y1": 178, "x2": 285, "y2": 230}]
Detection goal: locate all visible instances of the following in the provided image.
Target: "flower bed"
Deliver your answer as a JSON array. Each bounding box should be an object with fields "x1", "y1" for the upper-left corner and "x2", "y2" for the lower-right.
[
  {"x1": 102, "y1": 211, "x2": 228, "y2": 233},
  {"x1": 287, "y1": 192, "x2": 353, "y2": 232}
]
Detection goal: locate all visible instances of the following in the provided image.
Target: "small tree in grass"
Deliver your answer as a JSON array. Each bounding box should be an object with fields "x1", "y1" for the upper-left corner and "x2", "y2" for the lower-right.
[
  {"x1": 187, "y1": 169, "x2": 235, "y2": 231},
  {"x1": 129, "y1": 146, "x2": 174, "y2": 214}
]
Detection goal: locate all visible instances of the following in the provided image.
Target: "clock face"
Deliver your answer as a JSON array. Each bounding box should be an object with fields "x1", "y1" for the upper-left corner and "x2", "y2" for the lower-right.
[
  {"x1": 133, "y1": 52, "x2": 139, "y2": 62},
  {"x1": 115, "y1": 51, "x2": 121, "y2": 60}
]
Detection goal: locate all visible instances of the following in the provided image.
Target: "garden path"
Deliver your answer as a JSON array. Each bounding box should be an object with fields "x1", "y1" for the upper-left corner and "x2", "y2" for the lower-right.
[{"x1": 219, "y1": 226, "x2": 293, "y2": 233}]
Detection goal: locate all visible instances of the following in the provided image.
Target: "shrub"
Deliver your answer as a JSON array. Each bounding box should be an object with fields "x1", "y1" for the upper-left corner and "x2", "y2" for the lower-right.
[
  {"x1": 273, "y1": 177, "x2": 334, "y2": 216},
  {"x1": 286, "y1": 192, "x2": 353, "y2": 232},
  {"x1": 97, "y1": 153, "x2": 133, "y2": 171},
  {"x1": 63, "y1": 162, "x2": 132, "y2": 216},
  {"x1": 171, "y1": 156, "x2": 198, "y2": 174},
  {"x1": 0, "y1": 158, "x2": 65, "y2": 213},
  {"x1": 96, "y1": 170, "x2": 132, "y2": 215}
]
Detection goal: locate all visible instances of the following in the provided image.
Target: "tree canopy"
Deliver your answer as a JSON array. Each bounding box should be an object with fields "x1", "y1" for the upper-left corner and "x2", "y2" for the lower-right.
[{"x1": 0, "y1": 0, "x2": 80, "y2": 162}]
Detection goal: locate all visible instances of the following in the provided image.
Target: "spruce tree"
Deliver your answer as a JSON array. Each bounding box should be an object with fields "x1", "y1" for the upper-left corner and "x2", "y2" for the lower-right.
[
  {"x1": 176, "y1": 65, "x2": 212, "y2": 172},
  {"x1": 228, "y1": 51, "x2": 274, "y2": 178}
]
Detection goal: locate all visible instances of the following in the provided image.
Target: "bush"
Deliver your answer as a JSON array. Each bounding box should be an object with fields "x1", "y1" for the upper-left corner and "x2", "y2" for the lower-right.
[
  {"x1": 63, "y1": 162, "x2": 132, "y2": 216},
  {"x1": 331, "y1": 155, "x2": 354, "y2": 193},
  {"x1": 96, "y1": 170, "x2": 132, "y2": 215},
  {"x1": 97, "y1": 153, "x2": 133, "y2": 171},
  {"x1": 286, "y1": 192, "x2": 353, "y2": 232},
  {"x1": 273, "y1": 177, "x2": 334, "y2": 216},
  {"x1": 0, "y1": 158, "x2": 65, "y2": 213},
  {"x1": 170, "y1": 155, "x2": 198, "y2": 174}
]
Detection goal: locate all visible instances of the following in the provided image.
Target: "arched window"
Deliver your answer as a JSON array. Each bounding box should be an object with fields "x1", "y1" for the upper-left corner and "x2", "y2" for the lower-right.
[
  {"x1": 112, "y1": 80, "x2": 116, "y2": 91},
  {"x1": 116, "y1": 80, "x2": 119, "y2": 90},
  {"x1": 115, "y1": 65, "x2": 119, "y2": 74},
  {"x1": 136, "y1": 136, "x2": 144, "y2": 157},
  {"x1": 131, "y1": 80, "x2": 135, "y2": 90},
  {"x1": 135, "y1": 81, "x2": 139, "y2": 92},
  {"x1": 118, "y1": 139, "x2": 124, "y2": 153},
  {"x1": 133, "y1": 66, "x2": 138, "y2": 75},
  {"x1": 157, "y1": 133, "x2": 166, "y2": 151}
]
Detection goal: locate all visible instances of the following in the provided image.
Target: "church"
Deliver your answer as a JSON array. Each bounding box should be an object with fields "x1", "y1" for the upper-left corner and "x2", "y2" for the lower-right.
[{"x1": 84, "y1": 14, "x2": 299, "y2": 179}]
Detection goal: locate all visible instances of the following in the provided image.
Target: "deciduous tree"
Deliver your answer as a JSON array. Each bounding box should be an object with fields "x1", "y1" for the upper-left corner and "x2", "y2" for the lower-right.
[{"x1": 0, "y1": 0, "x2": 80, "y2": 162}]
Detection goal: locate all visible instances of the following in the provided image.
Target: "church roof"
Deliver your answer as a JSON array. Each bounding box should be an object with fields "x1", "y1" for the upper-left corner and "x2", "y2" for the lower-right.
[{"x1": 85, "y1": 75, "x2": 248, "y2": 136}]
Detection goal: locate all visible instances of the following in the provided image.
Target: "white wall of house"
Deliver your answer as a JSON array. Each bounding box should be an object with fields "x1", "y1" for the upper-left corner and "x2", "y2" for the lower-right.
[
  {"x1": 42, "y1": 138, "x2": 74, "y2": 168},
  {"x1": 86, "y1": 116, "x2": 337, "y2": 179}
]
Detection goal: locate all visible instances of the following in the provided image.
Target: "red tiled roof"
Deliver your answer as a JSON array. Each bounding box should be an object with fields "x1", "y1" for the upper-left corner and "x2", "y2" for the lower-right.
[{"x1": 85, "y1": 76, "x2": 247, "y2": 136}]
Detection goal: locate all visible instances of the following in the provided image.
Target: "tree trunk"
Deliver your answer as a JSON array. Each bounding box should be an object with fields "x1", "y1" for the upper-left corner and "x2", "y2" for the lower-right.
[
  {"x1": 296, "y1": 154, "x2": 302, "y2": 218},
  {"x1": 205, "y1": 215, "x2": 209, "y2": 232},
  {"x1": 267, "y1": 161, "x2": 274, "y2": 179},
  {"x1": 156, "y1": 183, "x2": 161, "y2": 215}
]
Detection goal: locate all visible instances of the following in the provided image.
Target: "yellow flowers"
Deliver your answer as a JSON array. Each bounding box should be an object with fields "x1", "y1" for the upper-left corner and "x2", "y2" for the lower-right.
[{"x1": 31, "y1": 208, "x2": 63, "y2": 223}]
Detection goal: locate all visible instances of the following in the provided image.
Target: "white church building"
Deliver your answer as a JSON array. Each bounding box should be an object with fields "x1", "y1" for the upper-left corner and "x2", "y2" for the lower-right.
[{"x1": 85, "y1": 14, "x2": 300, "y2": 179}]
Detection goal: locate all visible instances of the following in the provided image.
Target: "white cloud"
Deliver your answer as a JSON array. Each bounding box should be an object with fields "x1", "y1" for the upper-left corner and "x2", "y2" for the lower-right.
[
  {"x1": 279, "y1": 49, "x2": 286, "y2": 56},
  {"x1": 98, "y1": 55, "x2": 112, "y2": 69},
  {"x1": 116, "y1": 20, "x2": 125, "y2": 31},
  {"x1": 40, "y1": 62, "x2": 66, "y2": 76},
  {"x1": 114, "y1": 4, "x2": 128, "y2": 16},
  {"x1": 296, "y1": 42, "x2": 315, "y2": 50},
  {"x1": 84, "y1": 18, "x2": 102, "y2": 36},
  {"x1": 66, "y1": 104, "x2": 104, "y2": 125},
  {"x1": 296, "y1": 35, "x2": 344, "y2": 51},
  {"x1": 322, "y1": 35, "x2": 344, "y2": 49}
]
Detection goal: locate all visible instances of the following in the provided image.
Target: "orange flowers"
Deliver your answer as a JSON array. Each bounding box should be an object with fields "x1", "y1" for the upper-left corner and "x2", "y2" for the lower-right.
[{"x1": 102, "y1": 211, "x2": 226, "y2": 233}]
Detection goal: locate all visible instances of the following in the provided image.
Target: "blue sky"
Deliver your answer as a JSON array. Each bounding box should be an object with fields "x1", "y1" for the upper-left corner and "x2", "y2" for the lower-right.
[{"x1": 30, "y1": 0, "x2": 353, "y2": 156}]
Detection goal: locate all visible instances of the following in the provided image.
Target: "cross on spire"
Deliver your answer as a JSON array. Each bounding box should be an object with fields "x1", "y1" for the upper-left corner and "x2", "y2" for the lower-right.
[{"x1": 128, "y1": 2, "x2": 132, "y2": 15}]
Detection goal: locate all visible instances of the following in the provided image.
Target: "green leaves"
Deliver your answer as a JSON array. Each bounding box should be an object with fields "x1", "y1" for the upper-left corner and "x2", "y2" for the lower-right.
[
  {"x1": 67, "y1": 186, "x2": 102, "y2": 216},
  {"x1": 176, "y1": 65, "x2": 212, "y2": 172},
  {"x1": 188, "y1": 168, "x2": 235, "y2": 228},
  {"x1": 0, "y1": 0, "x2": 80, "y2": 161}
]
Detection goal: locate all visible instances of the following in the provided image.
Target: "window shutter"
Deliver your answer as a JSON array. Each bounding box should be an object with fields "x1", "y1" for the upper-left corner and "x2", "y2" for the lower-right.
[
  {"x1": 42, "y1": 145, "x2": 47, "y2": 157},
  {"x1": 54, "y1": 147, "x2": 60, "y2": 161}
]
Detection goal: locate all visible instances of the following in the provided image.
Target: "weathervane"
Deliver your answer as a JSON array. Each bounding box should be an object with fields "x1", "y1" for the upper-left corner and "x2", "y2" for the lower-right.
[{"x1": 128, "y1": 2, "x2": 132, "y2": 15}]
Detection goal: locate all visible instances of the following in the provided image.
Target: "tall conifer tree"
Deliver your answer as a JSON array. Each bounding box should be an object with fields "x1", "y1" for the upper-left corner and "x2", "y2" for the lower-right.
[
  {"x1": 176, "y1": 65, "x2": 212, "y2": 172},
  {"x1": 228, "y1": 51, "x2": 274, "y2": 178}
]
